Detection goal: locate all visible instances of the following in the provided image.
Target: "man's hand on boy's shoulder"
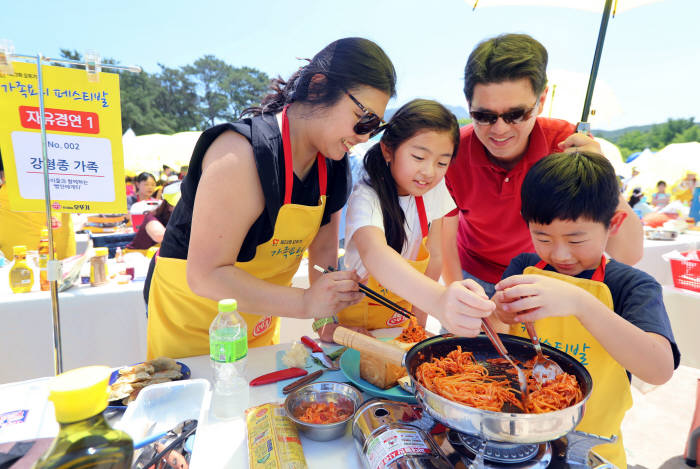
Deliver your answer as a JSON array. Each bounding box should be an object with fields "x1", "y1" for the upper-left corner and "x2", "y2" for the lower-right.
[
  {"x1": 557, "y1": 133, "x2": 601, "y2": 155},
  {"x1": 493, "y1": 274, "x2": 591, "y2": 323}
]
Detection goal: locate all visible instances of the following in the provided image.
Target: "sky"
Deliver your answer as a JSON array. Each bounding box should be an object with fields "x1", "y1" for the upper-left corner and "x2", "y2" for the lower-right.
[{"x1": 2, "y1": 0, "x2": 699, "y2": 131}]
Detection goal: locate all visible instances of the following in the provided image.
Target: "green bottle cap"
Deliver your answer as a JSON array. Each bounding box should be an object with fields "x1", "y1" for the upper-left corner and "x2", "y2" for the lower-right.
[{"x1": 218, "y1": 298, "x2": 237, "y2": 312}]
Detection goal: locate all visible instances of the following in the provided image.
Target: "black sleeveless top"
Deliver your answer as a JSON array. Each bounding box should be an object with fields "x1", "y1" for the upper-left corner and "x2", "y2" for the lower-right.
[{"x1": 158, "y1": 113, "x2": 351, "y2": 262}]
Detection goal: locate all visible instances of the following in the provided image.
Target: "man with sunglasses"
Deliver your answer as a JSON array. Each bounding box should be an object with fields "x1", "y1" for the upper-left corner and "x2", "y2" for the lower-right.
[{"x1": 442, "y1": 33, "x2": 642, "y2": 297}]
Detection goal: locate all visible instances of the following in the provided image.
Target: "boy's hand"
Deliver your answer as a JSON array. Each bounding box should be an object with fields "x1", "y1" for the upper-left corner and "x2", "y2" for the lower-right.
[
  {"x1": 493, "y1": 274, "x2": 586, "y2": 322},
  {"x1": 437, "y1": 279, "x2": 495, "y2": 337}
]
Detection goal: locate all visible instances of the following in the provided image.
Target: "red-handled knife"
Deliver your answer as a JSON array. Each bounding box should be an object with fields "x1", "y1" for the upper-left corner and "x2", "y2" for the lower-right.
[
  {"x1": 250, "y1": 367, "x2": 308, "y2": 386},
  {"x1": 301, "y1": 336, "x2": 335, "y2": 369}
]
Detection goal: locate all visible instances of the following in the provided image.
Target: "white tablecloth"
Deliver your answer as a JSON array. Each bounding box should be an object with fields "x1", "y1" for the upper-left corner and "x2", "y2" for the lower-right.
[
  {"x1": 634, "y1": 232, "x2": 700, "y2": 284},
  {"x1": 3, "y1": 342, "x2": 700, "y2": 468},
  {"x1": 0, "y1": 278, "x2": 148, "y2": 384},
  {"x1": 0, "y1": 255, "x2": 314, "y2": 385},
  {"x1": 663, "y1": 285, "x2": 700, "y2": 369}
]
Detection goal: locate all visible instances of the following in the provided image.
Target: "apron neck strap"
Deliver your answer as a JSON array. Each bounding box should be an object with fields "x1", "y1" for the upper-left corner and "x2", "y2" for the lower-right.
[
  {"x1": 534, "y1": 254, "x2": 607, "y2": 281},
  {"x1": 415, "y1": 196, "x2": 429, "y2": 238},
  {"x1": 281, "y1": 106, "x2": 327, "y2": 205}
]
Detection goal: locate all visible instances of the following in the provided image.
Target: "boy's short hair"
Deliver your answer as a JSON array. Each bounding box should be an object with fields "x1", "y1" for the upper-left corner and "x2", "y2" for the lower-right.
[
  {"x1": 521, "y1": 151, "x2": 619, "y2": 228},
  {"x1": 463, "y1": 33, "x2": 548, "y2": 103}
]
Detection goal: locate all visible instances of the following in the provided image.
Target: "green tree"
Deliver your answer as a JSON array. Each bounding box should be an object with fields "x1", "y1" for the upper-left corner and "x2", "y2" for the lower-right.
[
  {"x1": 607, "y1": 118, "x2": 699, "y2": 160},
  {"x1": 119, "y1": 71, "x2": 176, "y2": 134},
  {"x1": 153, "y1": 65, "x2": 200, "y2": 131},
  {"x1": 184, "y1": 55, "x2": 234, "y2": 128},
  {"x1": 223, "y1": 66, "x2": 270, "y2": 120},
  {"x1": 57, "y1": 50, "x2": 270, "y2": 134}
]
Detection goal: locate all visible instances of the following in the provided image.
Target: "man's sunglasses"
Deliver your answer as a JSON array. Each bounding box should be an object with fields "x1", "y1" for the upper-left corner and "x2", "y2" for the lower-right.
[
  {"x1": 346, "y1": 91, "x2": 386, "y2": 137},
  {"x1": 469, "y1": 100, "x2": 539, "y2": 126}
]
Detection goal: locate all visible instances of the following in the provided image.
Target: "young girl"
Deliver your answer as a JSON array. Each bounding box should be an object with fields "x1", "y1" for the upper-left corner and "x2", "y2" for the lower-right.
[
  {"x1": 127, "y1": 182, "x2": 180, "y2": 250},
  {"x1": 328, "y1": 100, "x2": 495, "y2": 336},
  {"x1": 126, "y1": 172, "x2": 157, "y2": 210}
]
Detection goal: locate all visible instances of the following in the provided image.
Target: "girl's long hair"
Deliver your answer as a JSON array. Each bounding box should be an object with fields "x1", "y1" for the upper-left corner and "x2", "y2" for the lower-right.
[
  {"x1": 362, "y1": 99, "x2": 459, "y2": 253},
  {"x1": 243, "y1": 37, "x2": 396, "y2": 116}
]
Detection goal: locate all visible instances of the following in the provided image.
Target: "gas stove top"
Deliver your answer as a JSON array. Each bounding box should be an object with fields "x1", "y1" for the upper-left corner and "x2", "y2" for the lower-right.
[
  {"x1": 435, "y1": 429, "x2": 615, "y2": 468},
  {"x1": 352, "y1": 398, "x2": 617, "y2": 469}
]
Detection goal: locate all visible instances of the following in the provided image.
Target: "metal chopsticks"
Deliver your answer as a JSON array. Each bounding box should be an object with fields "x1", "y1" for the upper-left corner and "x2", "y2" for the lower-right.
[{"x1": 313, "y1": 265, "x2": 413, "y2": 320}]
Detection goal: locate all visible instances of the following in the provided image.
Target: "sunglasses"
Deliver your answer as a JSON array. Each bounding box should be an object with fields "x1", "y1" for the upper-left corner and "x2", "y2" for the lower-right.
[
  {"x1": 469, "y1": 100, "x2": 539, "y2": 126},
  {"x1": 346, "y1": 91, "x2": 386, "y2": 137}
]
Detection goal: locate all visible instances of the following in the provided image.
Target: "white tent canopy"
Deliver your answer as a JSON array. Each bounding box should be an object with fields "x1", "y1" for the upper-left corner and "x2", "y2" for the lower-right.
[
  {"x1": 595, "y1": 136, "x2": 628, "y2": 178},
  {"x1": 122, "y1": 131, "x2": 201, "y2": 176},
  {"x1": 625, "y1": 142, "x2": 700, "y2": 194}
]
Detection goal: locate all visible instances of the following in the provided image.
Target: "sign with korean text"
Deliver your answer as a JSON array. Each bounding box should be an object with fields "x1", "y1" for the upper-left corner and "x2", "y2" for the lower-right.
[{"x1": 0, "y1": 61, "x2": 126, "y2": 213}]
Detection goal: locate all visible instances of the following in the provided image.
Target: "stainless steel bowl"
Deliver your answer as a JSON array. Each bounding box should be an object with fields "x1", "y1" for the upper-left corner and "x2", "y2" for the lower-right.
[{"x1": 284, "y1": 381, "x2": 362, "y2": 441}]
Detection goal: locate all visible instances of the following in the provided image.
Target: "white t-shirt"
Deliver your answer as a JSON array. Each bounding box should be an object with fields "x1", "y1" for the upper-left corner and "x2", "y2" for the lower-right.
[{"x1": 344, "y1": 176, "x2": 456, "y2": 279}]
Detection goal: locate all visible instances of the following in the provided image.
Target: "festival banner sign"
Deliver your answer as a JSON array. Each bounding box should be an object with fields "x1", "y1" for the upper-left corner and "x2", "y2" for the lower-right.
[{"x1": 0, "y1": 61, "x2": 126, "y2": 213}]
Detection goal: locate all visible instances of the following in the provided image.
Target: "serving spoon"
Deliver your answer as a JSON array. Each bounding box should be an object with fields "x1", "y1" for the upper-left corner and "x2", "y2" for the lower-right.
[{"x1": 524, "y1": 322, "x2": 564, "y2": 385}]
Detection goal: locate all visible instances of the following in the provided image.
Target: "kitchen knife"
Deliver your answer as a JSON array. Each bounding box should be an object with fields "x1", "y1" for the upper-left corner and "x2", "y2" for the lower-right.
[{"x1": 300, "y1": 336, "x2": 335, "y2": 369}]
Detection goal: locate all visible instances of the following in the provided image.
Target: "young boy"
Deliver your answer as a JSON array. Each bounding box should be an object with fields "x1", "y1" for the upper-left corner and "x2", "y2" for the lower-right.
[{"x1": 493, "y1": 151, "x2": 680, "y2": 468}]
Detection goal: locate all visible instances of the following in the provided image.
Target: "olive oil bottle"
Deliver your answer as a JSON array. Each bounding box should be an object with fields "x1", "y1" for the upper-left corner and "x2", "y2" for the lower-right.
[{"x1": 33, "y1": 366, "x2": 133, "y2": 469}]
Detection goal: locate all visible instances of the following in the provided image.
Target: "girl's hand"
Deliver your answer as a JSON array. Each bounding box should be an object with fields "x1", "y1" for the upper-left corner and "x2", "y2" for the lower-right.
[
  {"x1": 302, "y1": 270, "x2": 364, "y2": 318},
  {"x1": 436, "y1": 279, "x2": 495, "y2": 337},
  {"x1": 494, "y1": 274, "x2": 587, "y2": 322}
]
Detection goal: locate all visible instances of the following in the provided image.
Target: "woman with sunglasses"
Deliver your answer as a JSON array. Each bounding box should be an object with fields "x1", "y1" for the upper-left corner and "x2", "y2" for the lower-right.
[{"x1": 145, "y1": 37, "x2": 399, "y2": 359}]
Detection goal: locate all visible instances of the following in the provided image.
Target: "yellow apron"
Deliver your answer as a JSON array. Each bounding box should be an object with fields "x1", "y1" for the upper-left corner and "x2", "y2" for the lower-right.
[
  {"x1": 146, "y1": 106, "x2": 328, "y2": 359},
  {"x1": 337, "y1": 196, "x2": 430, "y2": 329},
  {"x1": 510, "y1": 256, "x2": 632, "y2": 468},
  {"x1": 0, "y1": 185, "x2": 75, "y2": 260}
]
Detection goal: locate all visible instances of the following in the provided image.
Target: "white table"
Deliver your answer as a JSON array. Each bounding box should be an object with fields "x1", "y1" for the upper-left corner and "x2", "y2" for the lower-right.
[
  {"x1": 0, "y1": 253, "x2": 314, "y2": 385},
  {"x1": 663, "y1": 285, "x2": 700, "y2": 369},
  {"x1": 0, "y1": 279, "x2": 148, "y2": 385},
  {"x1": 183, "y1": 346, "x2": 366, "y2": 469},
  {"x1": 3, "y1": 342, "x2": 700, "y2": 469},
  {"x1": 634, "y1": 232, "x2": 700, "y2": 284},
  {"x1": 0, "y1": 344, "x2": 366, "y2": 468}
]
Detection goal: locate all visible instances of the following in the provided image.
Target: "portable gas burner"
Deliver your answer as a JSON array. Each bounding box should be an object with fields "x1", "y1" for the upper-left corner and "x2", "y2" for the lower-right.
[
  {"x1": 436, "y1": 428, "x2": 616, "y2": 468},
  {"x1": 352, "y1": 399, "x2": 617, "y2": 469}
]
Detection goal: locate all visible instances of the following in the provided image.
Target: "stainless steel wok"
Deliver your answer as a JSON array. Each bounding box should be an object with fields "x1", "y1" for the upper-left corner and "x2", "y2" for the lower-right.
[{"x1": 334, "y1": 327, "x2": 592, "y2": 444}]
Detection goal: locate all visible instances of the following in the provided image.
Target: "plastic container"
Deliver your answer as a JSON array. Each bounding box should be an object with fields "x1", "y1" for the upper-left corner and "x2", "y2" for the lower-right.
[
  {"x1": 116, "y1": 274, "x2": 131, "y2": 285},
  {"x1": 34, "y1": 366, "x2": 133, "y2": 469},
  {"x1": 9, "y1": 245, "x2": 34, "y2": 293},
  {"x1": 209, "y1": 299, "x2": 248, "y2": 420},
  {"x1": 116, "y1": 379, "x2": 210, "y2": 447},
  {"x1": 670, "y1": 250, "x2": 700, "y2": 293},
  {"x1": 90, "y1": 247, "x2": 109, "y2": 286}
]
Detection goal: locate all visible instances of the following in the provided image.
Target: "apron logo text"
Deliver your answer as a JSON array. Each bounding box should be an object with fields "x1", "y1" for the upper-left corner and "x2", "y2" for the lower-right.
[{"x1": 253, "y1": 316, "x2": 272, "y2": 337}]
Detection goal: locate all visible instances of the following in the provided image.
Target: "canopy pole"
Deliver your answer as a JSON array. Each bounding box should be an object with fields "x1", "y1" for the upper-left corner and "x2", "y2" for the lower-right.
[{"x1": 579, "y1": 0, "x2": 613, "y2": 130}]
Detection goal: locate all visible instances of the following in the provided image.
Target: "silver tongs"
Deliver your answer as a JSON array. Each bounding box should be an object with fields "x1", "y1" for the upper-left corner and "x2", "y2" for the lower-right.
[{"x1": 481, "y1": 317, "x2": 529, "y2": 408}]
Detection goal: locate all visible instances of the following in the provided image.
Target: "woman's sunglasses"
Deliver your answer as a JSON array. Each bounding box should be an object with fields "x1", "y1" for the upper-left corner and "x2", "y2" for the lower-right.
[
  {"x1": 346, "y1": 91, "x2": 386, "y2": 137},
  {"x1": 469, "y1": 100, "x2": 539, "y2": 126}
]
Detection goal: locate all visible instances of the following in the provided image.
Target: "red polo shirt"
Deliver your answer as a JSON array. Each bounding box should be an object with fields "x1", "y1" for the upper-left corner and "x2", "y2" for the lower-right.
[{"x1": 445, "y1": 117, "x2": 575, "y2": 284}]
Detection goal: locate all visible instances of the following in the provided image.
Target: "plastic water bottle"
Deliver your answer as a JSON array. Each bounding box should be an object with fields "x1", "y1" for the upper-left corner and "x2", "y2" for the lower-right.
[{"x1": 209, "y1": 298, "x2": 249, "y2": 419}]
